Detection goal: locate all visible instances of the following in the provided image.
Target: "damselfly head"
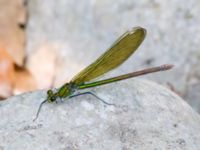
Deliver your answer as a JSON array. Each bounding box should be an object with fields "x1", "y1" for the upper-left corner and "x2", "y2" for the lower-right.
[{"x1": 47, "y1": 89, "x2": 58, "y2": 103}]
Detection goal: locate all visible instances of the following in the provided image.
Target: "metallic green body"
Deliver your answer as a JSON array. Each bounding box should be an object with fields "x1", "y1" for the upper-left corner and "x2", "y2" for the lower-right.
[
  {"x1": 46, "y1": 64, "x2": 172, "y2": 102},
  {"x1": 47, "y1": 83, "x2": 75, "y2": 102}
]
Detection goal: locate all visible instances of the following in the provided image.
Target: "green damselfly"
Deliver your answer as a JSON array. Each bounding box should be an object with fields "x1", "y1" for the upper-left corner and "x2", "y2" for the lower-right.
[{"x1": 34, "y1": 27, "x2": 173, "y2": 121}]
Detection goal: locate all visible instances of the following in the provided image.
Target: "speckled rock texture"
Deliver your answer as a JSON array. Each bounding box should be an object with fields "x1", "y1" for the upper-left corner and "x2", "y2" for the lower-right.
[
  {"x1": 0, "y1": 79, "x2": 200, "y2": 150},
  {"x1": 26, "y1": 0, "x2": 200, "y2": 113}
]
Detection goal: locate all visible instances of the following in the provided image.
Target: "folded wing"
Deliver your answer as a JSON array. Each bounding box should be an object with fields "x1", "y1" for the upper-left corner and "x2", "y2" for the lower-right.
[{"x1": 71, "y1": 27, "x2": 146, "y2": 85}]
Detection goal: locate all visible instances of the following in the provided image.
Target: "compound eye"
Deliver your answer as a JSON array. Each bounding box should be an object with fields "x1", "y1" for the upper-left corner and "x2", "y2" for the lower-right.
[
  {"x1": 51, "y1": 96, "x2": 56, "y2": 102},
  {"x1": 47, "y1": 90, "x2": 53, "y2": 96}
]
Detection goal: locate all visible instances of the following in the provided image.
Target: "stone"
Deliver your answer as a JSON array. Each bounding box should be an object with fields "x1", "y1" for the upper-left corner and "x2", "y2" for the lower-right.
[{"x1": 0, "y1": 79, "x2": 200, "y2": 149}]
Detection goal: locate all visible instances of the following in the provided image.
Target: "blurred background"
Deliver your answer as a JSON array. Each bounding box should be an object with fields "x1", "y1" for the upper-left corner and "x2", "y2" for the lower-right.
[{"x1": 0, "y1": 0, "x2": 200, "y2": 113}]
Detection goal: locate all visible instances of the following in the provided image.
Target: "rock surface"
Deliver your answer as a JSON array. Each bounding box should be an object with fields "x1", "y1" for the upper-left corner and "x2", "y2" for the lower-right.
[{"x1": 0, "y1": 79, "x2": 200, "y2": 150}]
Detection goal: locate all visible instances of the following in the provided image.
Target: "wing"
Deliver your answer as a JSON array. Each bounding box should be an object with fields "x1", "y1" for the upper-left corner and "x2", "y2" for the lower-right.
[{"x1": 70, "y1": 27, "x2": 146, "y2": 85}]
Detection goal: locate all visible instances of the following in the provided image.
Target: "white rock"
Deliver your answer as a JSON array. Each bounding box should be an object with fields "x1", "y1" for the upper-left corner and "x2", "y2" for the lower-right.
[{"x1": 0, "y1": 79, "x2": 200, "y2": 150}]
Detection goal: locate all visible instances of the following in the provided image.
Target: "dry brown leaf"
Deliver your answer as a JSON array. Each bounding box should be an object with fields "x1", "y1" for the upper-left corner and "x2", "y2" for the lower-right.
[
  {"x1": 0, "y1": 47, "x2": 15, "y2": 99},
  {"x1": 0, "y1": 0, "x2": 27, "y2": 66},
  {"x1": 13, "y1": 66, "x2": 37, "y2": 95}
]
